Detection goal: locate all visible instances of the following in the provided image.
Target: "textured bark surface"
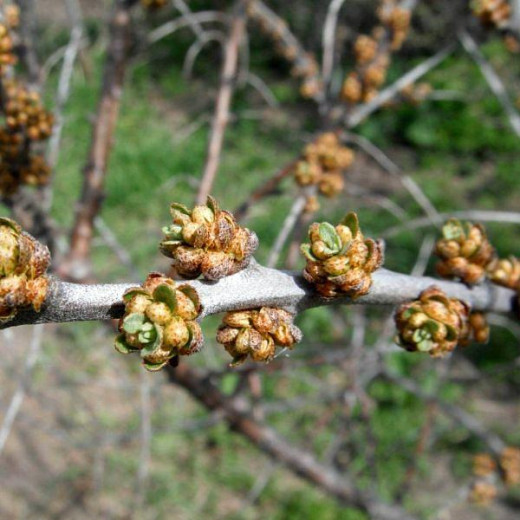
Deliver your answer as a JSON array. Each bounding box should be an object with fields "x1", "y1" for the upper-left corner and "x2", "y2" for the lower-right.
[{"x1": 2, "y1": 262, "x2": 514, "y2": 328}]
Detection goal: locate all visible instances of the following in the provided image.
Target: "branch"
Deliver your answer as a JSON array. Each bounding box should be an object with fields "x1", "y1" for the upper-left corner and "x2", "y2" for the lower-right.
[
  {"x1": 147, "y1": 11, "x2": 230, "y2": 45},
  {"x1": 321, "y1": 0, "x2": 347, "y2": 90},
  {"x1": 345, "y1": 44, "x2": 456, "y2": 128},
  {"x1": 458, "y1": 29, "x2": 520, "y2": 139},
  {"x1": 167, "y1": 363, "x2": 418, "y2": 520},
  {"x1": 385, "y1": 372, "x2": 506, "y2": 456},
  {"x1": 196, "y1": 1, "x2": 246, "y2": 204},
  {"x1": 14, "y1": 0, "x2": 41, "y2": 87},
  {"x1": 44, "y1": 0, "x2": 84, "y2": 210},
  {"x1": 383, "y1": 210, "x2": 520, "y2": 238},
  {"x1": 60, "y1": 0, "x2": 134, "y2": 281},
  {"x1": 2, "y1": 263, "x2": 515, "y2": 329},
  {"x1": 234, "y1": 159, "x2": 297, "y2": 222}
]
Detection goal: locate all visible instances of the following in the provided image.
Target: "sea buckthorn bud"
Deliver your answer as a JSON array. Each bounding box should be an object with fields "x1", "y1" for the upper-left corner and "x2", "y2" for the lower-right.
[
  {"x1": 472, "y1": 0, "x2": 511, "y2": 29},
  {"x1": 487, "y1": 256, "x2": 520, "y2": 289},
  {"x1": 293, "y1": 133, "x2": 355, "y2": 197},
  {"x1": 0, "y1": 218, "x2": 50, "y2": 323},
  {"x1": 160, "y1": 197, "x2": 258, "y2": 280},
  {"x1": 115, "y1": 273, "x2": 202, "y2": 371},
  {"x1": 500, "y1": 446, "x2": 520, "y2": 486},
  {"x1": 435, "y1": 219, "x2": 495, "y2": 285},
  {"x1": 341, "y1": 73, "x2": 363, "y2": 103},
  {"x1": 394, "y1": 286, "x2": 478, "y2": 358},
  {"x1": 0, "y1": 23, "x2": 17, "y2": 73},
  {"x1": 301, "y1": 213, "x2": 383, "y2": 298},
  {"x1": 217, "y1": 307, "x2": 302, "y2": 366},
  {"x1": 304, "y1": 195, "x2": 320, "y2": 214},
  {"x1": 354, "y1": 35, "x2": 378, "y2": 65},
  {"x1": 294, "y1": 160, "x2": 321, "y2": 186},
  {"x1": 473, "y1": 453, "x2": 496, "y2": 477},
  {"x1": 470, "y1": 481, "x2": 497, "y2": 505}
]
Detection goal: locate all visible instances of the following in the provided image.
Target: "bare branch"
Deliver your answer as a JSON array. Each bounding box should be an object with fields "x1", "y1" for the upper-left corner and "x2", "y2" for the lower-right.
[
  {"x1": 267, "y1": 193, "x2": 307, "y2": 268},
  {"x1": 385, "y1": 372, "x2": 506, "y2": 455},
  {"x1": 346, "y1": 44, "x2": 456, "y2": 128},
  {"x1": 344, "y1": 132, "x2": 440, "y2": 222},
  {"x1": 14, "y1": 0, "x2": 41, "y2": 86},
  {"x1": 44, "y1": 0, "x2": 84, "y2": 211},
  {"x1": 384, "y1": 210, "x2": 520, "y2": 238},
  {"x1": 0, "y1": 324, "x2": 44, "y2": 456},
  {"x1": 459, "y1": 29, "x2": 520, "y2": 139},
  {"x1": 321, "y1": 0, "x2": 347, "y2": 89},
  {"x1": 2, "y1": 263, "x2": 514, "y2": 329},
  {"x1": 167, "y1": 363, "x2": 418, "y2": 520},
  {"x1": 196, "y1": 1, "x2": 246, "y2": 204},
  {"x1": 60, "y1": 0, "x2": 135, "y2": 281},
  {"x1": 147, "y1": 11, "x2": 230, "y2": 45}
]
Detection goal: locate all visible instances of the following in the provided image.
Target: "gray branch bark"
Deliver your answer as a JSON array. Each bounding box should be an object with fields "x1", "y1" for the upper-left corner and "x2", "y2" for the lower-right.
[{"x1": 2, "y1": 262, "x2": 515, "y2": 329}]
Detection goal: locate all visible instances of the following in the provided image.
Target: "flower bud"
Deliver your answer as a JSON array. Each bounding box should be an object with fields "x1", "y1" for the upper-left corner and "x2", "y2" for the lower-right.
[
  {"x1": 116, "y1": 273, "x2": 202, "y2": 370},
  {"x1": 163, "y1": 316, "x2": 190, "y2": 349},
  {"x1": 145, "y1": 301, "x2": 172, "y2": 326}
]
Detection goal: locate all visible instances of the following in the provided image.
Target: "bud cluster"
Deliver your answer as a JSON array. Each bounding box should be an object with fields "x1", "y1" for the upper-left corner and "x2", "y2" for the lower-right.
[
  {"x1": 435, "y1": 219, "x2": 496, "y2": 286},
  {"x1": 470, "y1": 481, "x2": 498, "y2": 506},
  {"x1": 470, "y1": 446, "x2": 520, "y2": 505},
  {"x1": 501, "y1": 446, "x2": 520, "y2": 486},
  {"x1": 472, "y1": 0, "x2": 511, "y2": 29},
  {"x1": 246, "y1": 1, "x2": 322, "y2": 99},
  {"x1": 0, "y1": 21, "x2": 16, "y2": 73},
  {"x1": 397, "y1": 82, "x2": 432, "y2": 105},
  {"x1": 378, "y1": 1, "x2": 412, "y2": 51},
  {"x1": 0, "y1": 217, "x2": 50, "y2": 323},
  {"x1": 160, "y1": 196, "x2": 258, "y2": 280},
  {"x1": 473, "y1": 453, "x2": 497, "y2": 477},
  {"x1": 293, "y1": 133, "x2": 354, "y2": 202},
  {"x1": 301, "y1": 212, "x2": 384, "y2": 298},
  {"x1": 216, "y1": 307, "x2": 302, "y2": 366},
  {"x1": 394, "y1": 286, "x2": 489, "y2": 358},
  {"x1": 115, "y1": 273, "x2": 203, "y2": 371},
  {"x1": 4, "y1": 5, "x2": 20, "y2": 29},
  {"x1": 487, "y1": 256, "x2": 520, "y2": 290},
  {"x1": 141, "y1": 0, "x2": 167, "y2": 10},
  {"x1": 341, "y1": 0, "x2": 412, "y2": 104},
  {"x1": 0, "y1": 78, "x2": 54, "y2": 195}
]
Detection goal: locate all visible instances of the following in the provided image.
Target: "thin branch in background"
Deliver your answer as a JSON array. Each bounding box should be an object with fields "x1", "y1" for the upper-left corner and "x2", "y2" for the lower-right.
[
  {"x1": 266, "y1": 193, "x2": 308, "y2": 268},
  {"x1": 0, "y1": 324, "x2": 44, "y2": 457},
  {"x1": 147, "y1": 11, "x2": 230, "y2": 46},
  {"x1": 321, "y1": 0, "x2": 347, "y2": 91},
  {"x1": 94, "y1": 216, "x2": 141, "y2": 279},
  {"x1": 135, "y1": 369, "x2": 152, "y2": 509},
  {"x1": 458, "y1": 29, "x2": 520, "y2": 139},
  {"x1": 44, "y1": 0, "x2": 84, "y2": 211},
  {"x1": 182, "y1": 30, "x2": 226, "y2": 79},
  {"x1": 171, "y1": 0, "x2": 206, "y2": 40},
  {"x1": 196, "y1": 1, "x2": 247, "y2": 204},
  {"x1": 383, "y1": 210, "x2": 520, "y2": 238},
  {"x1": 234, "y1": 159, "x2": 298, "y2": 222},
  {"x1": 346, "y1": 43, "x2": 457, "y2": 128},
  {"x1": 246, "y1": 72, "x2": 278, "y2": 107},
  {"x1": 513, "y1": 0, "x2": 520, "y2": 34},
  {"x1": 345, "y1": 132, "x2": 440, "y2": 223},
  {"x1": 14, "y1": 0, "x2": 41, "y2": 87},
  {"x1": 59, "y1": 0, "x2": 135, "y2": 281},
  {"x1": 167, "y1": 363, "x2": 418, "y2": 520},
  {"x1": 170, "y1": 0, "x2": 228, "y2": 79},
  {"x1": 385, "y1": 372, "x2": 506, "y2": 456}
]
